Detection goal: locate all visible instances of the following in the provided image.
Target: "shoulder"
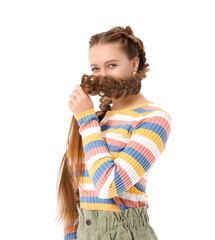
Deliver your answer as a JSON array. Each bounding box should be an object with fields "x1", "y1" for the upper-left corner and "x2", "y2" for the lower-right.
[{"x1": 133, "y1": 102, "x2": 173, "y2": 129}]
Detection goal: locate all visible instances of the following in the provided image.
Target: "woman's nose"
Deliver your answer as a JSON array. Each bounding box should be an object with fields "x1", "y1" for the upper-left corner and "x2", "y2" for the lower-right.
[{"x1": 100, "y1": 69, "x2": 108, "y2": 76}]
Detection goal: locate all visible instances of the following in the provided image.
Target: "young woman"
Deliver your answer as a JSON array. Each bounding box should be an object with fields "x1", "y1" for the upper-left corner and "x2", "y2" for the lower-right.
[{"x1": 56, "y1": 26, "x2": 172, "y2": 240}]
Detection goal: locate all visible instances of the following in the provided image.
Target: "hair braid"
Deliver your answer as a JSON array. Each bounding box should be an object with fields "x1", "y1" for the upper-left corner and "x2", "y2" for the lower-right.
[{"x1": 79, "y1": 66, "x2": 147, "y2": 121}]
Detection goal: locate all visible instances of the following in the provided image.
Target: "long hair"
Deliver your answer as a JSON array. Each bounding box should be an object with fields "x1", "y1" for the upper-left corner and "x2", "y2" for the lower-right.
[{"x1": 55, "y1": 25, "x2": 150, "y2": 229}]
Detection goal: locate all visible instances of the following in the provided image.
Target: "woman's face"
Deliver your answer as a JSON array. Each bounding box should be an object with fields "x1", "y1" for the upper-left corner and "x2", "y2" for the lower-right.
[{"x1": 88, "y1": 42, "x2": 139, "y2": 79}]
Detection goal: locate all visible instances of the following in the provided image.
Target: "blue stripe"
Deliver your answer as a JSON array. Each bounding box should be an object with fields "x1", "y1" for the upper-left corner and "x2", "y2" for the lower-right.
[
  {"x1": 80, "y1": 196, "x2": 117, "y2": 204},
  {"x1": 114, "y1": 166, "x2": 126, "y2": 195},
  {"x1": 134, "y1": 182, "x2": 146, "y2": 192},
  {"x1": 132, "y1": 108, "x2": 155, "y2": 114},
  {"x1": 105, "y1": 144, "x2": 127, "y2": 152},
  {"x1": 117, "y1": 203, "x2": 128, "y2": 211},
  {"x1": 121, "y1": 146, "x2": 151, "y2": 172},
  {"x1": 77, "y1": 113, "x2": 99, "y2": 127},
  {"x1": 101, "y1": 123, "x2": 134, "y2": 134},
  {"x1": 92, "y1": 160, "x2": 113, "y2": 185},
  {"x1": 64, "y1": 232, "x2": 77, "y2": 240},
  {"x1": 83, "y1": 139, "x2": 107, "y2": 153}
]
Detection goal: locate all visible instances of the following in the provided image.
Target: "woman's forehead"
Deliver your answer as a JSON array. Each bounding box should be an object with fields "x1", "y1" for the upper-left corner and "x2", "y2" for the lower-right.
[{"x1": 88, "y1": 43, "x2": 126, "y2": 64}]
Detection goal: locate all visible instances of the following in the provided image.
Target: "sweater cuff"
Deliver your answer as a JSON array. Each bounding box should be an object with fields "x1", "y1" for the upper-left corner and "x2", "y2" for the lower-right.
[{"x1": 74, "y1": 108, "x2": 99, "y2": 127}]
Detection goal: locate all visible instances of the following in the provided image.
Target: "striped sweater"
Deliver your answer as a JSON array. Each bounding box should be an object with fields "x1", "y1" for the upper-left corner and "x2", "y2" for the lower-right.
[{"x1": 64, "y1": 101, "x2": 172, "y2": 240}]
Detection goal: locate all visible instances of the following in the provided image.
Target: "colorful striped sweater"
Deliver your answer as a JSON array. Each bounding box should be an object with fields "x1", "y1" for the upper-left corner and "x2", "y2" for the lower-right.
[{"x1": 64, "y1": 101, "x2": 172, "y2": 240}]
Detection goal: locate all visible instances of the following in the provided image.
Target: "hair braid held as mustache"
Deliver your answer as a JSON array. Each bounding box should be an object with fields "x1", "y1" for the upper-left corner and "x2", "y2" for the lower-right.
[{"x1": 79, "y1": 66, "x2": 149, "y2": 119}]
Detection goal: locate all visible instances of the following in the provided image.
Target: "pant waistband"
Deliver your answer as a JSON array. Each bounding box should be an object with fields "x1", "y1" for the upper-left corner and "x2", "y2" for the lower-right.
[{"x1": 76, "y1": 203, "x2": 150, "y2": 231}]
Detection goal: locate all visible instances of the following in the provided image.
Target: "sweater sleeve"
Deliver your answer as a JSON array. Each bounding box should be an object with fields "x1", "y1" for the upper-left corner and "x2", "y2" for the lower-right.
[{"x1": 74, "y1": 108, "x2": 172, "y2": 199}]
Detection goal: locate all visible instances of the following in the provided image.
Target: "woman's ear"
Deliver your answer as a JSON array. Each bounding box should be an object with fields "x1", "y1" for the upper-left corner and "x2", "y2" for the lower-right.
[{"x1": 133, "y1": 56, "x2": 139, "y2": 72}]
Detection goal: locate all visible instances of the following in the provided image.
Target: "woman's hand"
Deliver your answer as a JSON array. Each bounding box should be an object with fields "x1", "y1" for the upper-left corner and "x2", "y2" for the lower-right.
[{"x1": 68, "y1": 85, "x2": 94, "y2": 116}]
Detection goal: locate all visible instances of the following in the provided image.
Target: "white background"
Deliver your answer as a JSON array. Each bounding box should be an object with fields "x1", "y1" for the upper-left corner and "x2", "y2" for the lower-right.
[{"x1": 0, "y1": 0, "x2": 215, "y2": 239}]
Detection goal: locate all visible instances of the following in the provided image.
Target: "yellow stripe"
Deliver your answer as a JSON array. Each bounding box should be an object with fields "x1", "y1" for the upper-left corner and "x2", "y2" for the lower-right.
[
  {"x1": 103, "y1": 127, "x2": 132, "y2": 138},
  {"x1": 82, "y1": 133, "x2": 104, "y2": 147},
  {"x1": 74, "y1": 108, "x2": 95, "y2": 120},
  {"x1": 108, "y1": 180, "x2": 118, "y2": 198},
  {"x1": 133, "y1": 128, "x2": 164, "y2": 153},
  {"x1": 88, "y1": 157, "x2": 110, "y2": 176},
  {"x1": 118, "y1": 152, "x2": 146, "y2": 178},
  {"x1": 126, "y1": 186, "x2": 149, "y2": 197},
  {"x1": 80, "y1": 202, "x2": 121, "y2": 211}
]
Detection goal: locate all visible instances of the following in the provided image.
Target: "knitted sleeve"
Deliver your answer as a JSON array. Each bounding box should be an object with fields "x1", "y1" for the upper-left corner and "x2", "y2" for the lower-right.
[{"x1": 74, "y1": 108, "x2": 172, "y2": 199}]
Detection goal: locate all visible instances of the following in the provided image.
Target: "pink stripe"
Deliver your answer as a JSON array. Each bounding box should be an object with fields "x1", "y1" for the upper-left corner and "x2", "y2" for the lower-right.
[
  {"x1": 95, "y1": 166, "x2": 114, "y2": 194},
  {"x1": 142, "y1": 115, "x2": 171, "y2": 137},
  {"x1": 143, "y1": 105, "x2": 158, "y2": 110},
  {"x1": 139, "y1": 177, "x2": 147, "y2": 186},
  {"x1": 104, "y1": 138, "x2": 127, "y2": 148},
  {"x1": 103, "y1": 119, "x2": 137, "y2": 127},
  {"x1": 113, "y1": 196, "x2": 148, "y2": 208},
  {"x1": 79, "y1": 190, "x2": 98, "y2": 197},
  {"x1": 79, "y1": 119, "x2": 99, "y2": 132},
  {"x1": 64, "y1": 223, "x2": 78, "y2": 234},
  {"x1": 85, "y1": 146, "x2": 109, "y2": 162}
]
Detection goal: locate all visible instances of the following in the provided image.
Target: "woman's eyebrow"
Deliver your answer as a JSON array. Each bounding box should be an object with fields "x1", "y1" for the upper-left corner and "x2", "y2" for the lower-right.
[{"x1": 90, "y1": 59, "x2": 119, "y2": 67}]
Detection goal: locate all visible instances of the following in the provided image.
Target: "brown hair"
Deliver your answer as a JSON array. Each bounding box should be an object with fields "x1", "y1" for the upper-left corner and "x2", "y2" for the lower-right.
[{"x1": 55, "y1": 25, "x2": 150, "y2": 230}]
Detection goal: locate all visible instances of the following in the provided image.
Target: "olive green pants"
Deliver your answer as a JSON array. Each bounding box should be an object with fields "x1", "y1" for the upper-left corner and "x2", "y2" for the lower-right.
[{"x1": 76, "y1": 203, "x2": 158, "y2": 240}]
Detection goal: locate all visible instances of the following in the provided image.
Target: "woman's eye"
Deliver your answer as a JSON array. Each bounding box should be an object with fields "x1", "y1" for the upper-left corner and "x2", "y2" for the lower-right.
[
  {"x1": 91, "y1": 67, "x2": 98, "y2": 71},
  {"x1": 109, "y1": 64, "x2": 117, "y2": 68},
  {"x1": 91, "y1": 64, "x2": 117, "y2": 71}
]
